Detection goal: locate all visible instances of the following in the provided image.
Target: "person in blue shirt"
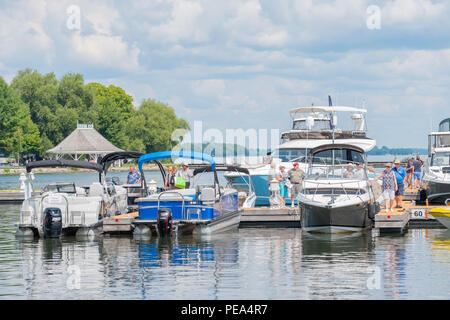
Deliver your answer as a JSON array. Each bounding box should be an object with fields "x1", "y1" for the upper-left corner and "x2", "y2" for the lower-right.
[
  {"x1": 127, "y1": 166, "x2": 142, "y2": 185},
  {"x1": 392, "y1": 160, "x2": 406, "y2": 208}
]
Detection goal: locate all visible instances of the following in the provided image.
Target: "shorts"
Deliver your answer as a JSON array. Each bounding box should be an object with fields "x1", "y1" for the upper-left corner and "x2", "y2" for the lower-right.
[
  {"x1": 395, "y1": 183, "x2": 404, "y2": 196},
  {"x1": 291, "y1": 183, "x2": 302, "y2": 195},
  {"x1": 414, "y1": 172, "x2": 421, "y2": 181},
  {"x1": 383, "y1": 189, "x2": 395, "y2": 200}
]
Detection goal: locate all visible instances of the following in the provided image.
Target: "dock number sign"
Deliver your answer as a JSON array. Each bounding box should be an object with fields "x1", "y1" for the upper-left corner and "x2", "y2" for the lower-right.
[{"x1": 411, "y1": 209, "x2": 427, "y2": 220}]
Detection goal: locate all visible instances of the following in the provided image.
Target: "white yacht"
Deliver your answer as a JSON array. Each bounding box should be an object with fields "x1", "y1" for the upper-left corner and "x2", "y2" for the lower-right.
[
  {"x1": 299, "y1": 144, "x2": 378, "y2": 233},
  {"x1": 224, "y1": 102, "x2": 376, "y2": 206},
  {"x1": 422, "y1": 118, "x2": 450, "y2": 205}
]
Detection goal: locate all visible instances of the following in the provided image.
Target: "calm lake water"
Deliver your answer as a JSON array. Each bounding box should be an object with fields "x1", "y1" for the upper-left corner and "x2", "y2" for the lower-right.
[
  {"x1": 0, "y1": 171, "x2": 449, "y2": 300},
  {"x1": 0, "y1": 203, "x2": 449, "y2": 299}
]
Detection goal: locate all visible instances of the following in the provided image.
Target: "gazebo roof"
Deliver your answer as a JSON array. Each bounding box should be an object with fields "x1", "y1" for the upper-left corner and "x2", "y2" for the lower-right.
[{"x1": 47, "y1": 124, "x2": 123, "y2": 155}]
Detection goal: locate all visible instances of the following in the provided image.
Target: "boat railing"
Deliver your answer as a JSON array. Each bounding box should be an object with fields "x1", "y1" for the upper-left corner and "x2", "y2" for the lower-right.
[
  {"x1": 157, "y1": 191, "x2": 186, "y2": 219},
  {"x1": 305, "y1": 179, "x2": 367, "y2": 202},
  {"x1": 40, "y1": 193, "x2": 69, "y2": 226}
]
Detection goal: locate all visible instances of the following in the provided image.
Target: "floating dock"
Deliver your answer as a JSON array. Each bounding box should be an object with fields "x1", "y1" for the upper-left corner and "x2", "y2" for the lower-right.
[
  {"x1": 240, "y1": 207, "x2": 301, "y2": 228},
  {"x1": 374, "y1": 201, "x2": 447, "y2": 233},
  {"x1": 0, "y1": 191, "x2": 40, "y2": 203}
]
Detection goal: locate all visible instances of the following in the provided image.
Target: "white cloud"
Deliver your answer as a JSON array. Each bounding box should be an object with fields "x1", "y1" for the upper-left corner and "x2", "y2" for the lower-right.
[{"x1": 68, "y1": 34, "x2": 140, "y2": 71}]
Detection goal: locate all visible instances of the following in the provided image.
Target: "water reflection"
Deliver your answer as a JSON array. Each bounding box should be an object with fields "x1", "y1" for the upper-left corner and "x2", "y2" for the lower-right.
[{"x1": 2, "y1": 204, "x2": 449, "y2": 299}]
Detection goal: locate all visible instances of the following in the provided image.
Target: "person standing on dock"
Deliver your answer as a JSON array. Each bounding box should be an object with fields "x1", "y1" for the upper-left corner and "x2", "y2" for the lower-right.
[
  {"x1": 392, "y1": 160, "x2": 406, "y2": 208},
  {"x1": 406, "y1": 157, "x2": 414, "y2": 188},
  {"x1": 127, "y1": 167, "x2": 142, "y2": 185},
  {"x1": 288, "y1": 162, "x2": 305, "y2": 208},
  {"x1": 373, "y1": 163, "x2": 398, "y2": 213},
  {"x1": 278, "y1": 165, "x2": 289, "y2": 208},
  {"x1": 412, "y1": 155, "x2": 424, "y2": 188}
]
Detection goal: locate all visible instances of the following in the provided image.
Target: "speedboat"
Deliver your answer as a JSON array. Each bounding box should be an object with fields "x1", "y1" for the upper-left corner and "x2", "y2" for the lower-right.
[
  {"x1": 298, "y1": 144, "x2": 379, "y2": 233},
  {"x1": 224, "y1": 101, "x2": 376, "y2": 206},
  {"x1": 422, "y1": 118, "x2": 450, "y2": 205},
  {"x1": 16, "y1": 159, "x2": 128, "y2": 238},
  {"x1": 133, "y1": 151, "x2": 255, "y2": 237}
]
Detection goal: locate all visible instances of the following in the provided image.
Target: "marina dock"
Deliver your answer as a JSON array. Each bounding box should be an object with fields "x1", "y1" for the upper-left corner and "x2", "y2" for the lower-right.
[
  {"x1": 99, "y1": 202, "x2": 447, "y2": 234},
  {"x1": 0, "y1": 191, "x2": 40, "y2": 203},
  {"x1": 374, "y1": 200, "x2": 447, "y2": 232},
  {"x1": 240, "y1": 207, "x2": 301, "y2": 228}
]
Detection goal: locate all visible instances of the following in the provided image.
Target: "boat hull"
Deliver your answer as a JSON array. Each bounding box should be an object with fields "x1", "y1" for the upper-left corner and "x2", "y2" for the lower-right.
[
  {"x1": 424, "y1": 179, "x2": 450, "y2": 204},
  {"x1": 300, "y1": 202, "x2": 372, "y2": 233},
  {"x1": 429, "y1": 209, "x2": 450, "y2": 229}
]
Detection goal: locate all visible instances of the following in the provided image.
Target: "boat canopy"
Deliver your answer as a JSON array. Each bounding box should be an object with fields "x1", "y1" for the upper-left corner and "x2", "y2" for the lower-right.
[
  {"x1": 26, "y1": 159, "x2": 103, "y2": 173},
  {"x1": 290, "y1": 106, "x2": 367, "y2": 114},
  {"x1": 98, "y1": 151, "x2": 143, "y2": 172},
  {"x1": 138, "y1": 151, "x2": 215, "y2": 171}
]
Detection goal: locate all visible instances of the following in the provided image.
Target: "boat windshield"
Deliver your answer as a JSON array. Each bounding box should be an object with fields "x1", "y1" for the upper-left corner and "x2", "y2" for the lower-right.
[
  {"x1": 307, "y1": 148, "x2": 366, "y2": 180},
  {"x1": 293, "y1": 119, "x2": 330, "y2": 130},
  {"x1": 307, "y1": 163, "x2": 366, "y2": 180},
  {"x1": 43, "y1": 183, "x2": 77, "y2": 193},
  {"x1": 431, "y1": 153, "x2": 450, "y2": 166},
  {"x1": 311, "y1": 149, "x2": 364, "y2": 165},
  {"x1": 272, "y1": 149, "x2": 307, "y2": 162}
]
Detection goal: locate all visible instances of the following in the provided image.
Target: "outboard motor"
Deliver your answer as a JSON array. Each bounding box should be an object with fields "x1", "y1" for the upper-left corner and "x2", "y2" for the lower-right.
[
  {"x1": 157, "y1": 209, "x2": 172, "y2": 237},
  {"x1": 43, "y1": 207, "x2": 63, "y2": 238}
]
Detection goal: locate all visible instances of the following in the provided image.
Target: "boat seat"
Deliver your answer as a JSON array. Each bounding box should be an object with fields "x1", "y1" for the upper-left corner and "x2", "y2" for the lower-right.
[
  {"x1": 200, "y1": 187, "x2": 216, "y2": 205},
  {"x1": 89, "y1": 182, "x2": 104, "y2": 197}
]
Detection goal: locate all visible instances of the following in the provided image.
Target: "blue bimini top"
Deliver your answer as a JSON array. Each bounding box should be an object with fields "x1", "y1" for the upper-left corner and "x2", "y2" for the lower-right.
[{"x1": 138, "y1": 151, "x2": 215, "y2": 172}]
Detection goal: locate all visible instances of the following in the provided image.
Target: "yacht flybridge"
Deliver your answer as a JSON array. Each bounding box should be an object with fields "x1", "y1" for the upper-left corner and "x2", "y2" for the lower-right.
[{"x1": 224, "y1": 100, "x2": 376, "y2": 206}]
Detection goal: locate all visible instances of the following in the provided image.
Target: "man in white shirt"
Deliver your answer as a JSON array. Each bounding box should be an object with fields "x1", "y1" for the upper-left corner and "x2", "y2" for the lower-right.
[{"x1": 179, "y1": 162, "x2": 194, "y2": 188}]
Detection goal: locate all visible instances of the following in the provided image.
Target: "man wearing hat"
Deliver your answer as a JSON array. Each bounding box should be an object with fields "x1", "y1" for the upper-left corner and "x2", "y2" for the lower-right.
[
  {"x1": 288, "y1": 162, "x2": 305, "y2": 208},
  {"x1": 392, "y1": 159, "x2": 406, "y2": 208},
  {"x1": 179, "y1": 162, "x2": 194, "y2": 188}
]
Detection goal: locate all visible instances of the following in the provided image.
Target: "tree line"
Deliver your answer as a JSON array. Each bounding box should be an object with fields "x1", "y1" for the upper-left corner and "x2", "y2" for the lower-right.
[{"x1": 0, "y1": 69, "x2": 189, "y2": 159}]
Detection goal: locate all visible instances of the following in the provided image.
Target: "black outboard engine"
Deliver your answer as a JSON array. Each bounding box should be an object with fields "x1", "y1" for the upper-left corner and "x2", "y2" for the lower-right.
[
  {"x1": 157, "y1": 209, "x2": 172, "y2": 237},
  {"x1": 43, "y1": 207, "x2": 63, "y2": 238}
]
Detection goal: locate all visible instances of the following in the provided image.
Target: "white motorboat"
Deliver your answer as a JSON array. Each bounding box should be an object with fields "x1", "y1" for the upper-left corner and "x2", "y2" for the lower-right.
[
  {"x1": 422, "y1": 118, "x2": 450, "y2": 205},
  {"x1": 16, "y1": 159, "x2": 128, "y2": 238},
  {"x1": 224, "y1": 101, "x2": 376, "y2": 206},
  {"x1": 298, "y1": 144, "x2": 379, "y2": 233}
]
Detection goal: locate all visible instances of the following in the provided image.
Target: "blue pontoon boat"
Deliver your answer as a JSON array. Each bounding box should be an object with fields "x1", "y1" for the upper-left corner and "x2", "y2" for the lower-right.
[{"x1": 133, "y1": 151, "x2": 255, "y2": 237}]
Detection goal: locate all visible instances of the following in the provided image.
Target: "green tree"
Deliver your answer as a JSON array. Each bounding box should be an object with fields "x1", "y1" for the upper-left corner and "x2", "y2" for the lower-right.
[
  {"x1": 89, "y1": 83, "x2": 135, "y2": 149},
  {"x1": 0, "y1": 77, "x2": 42, "y2": 157},
  {"x1": 127, "y1": 99, "x2": 190, "y2": 153}
]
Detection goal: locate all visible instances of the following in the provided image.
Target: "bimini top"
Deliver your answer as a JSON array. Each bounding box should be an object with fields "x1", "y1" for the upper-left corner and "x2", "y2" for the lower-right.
[
  {"x1": 26, "y1": 159, "x2": 103, "y2": 173},
  {"x1": 193, "y1": 165, "x2": 250, "y2": 176},
  {"x1": 310, "y1": 144, "x2": 365, "y2": 155},
  {"x1": 290, "y1": 106, "x2": 367, "y2": 114},
  {"x1": 138, "y1": 151, "x2": 215, "y2": 171},
  {"x1": 99, "y1": 151, "x2": 143, "y2": 172}
]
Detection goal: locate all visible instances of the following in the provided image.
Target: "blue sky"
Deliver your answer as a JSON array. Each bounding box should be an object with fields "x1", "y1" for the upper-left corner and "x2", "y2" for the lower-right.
[{"x1": 1, "y1": 0, "x2": 449, "y2": 148}]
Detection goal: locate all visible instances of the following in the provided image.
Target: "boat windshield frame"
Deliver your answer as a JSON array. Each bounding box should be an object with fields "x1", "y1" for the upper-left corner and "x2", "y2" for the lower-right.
[{"x1": 306, "y1": 144, "x2": 368, "y2": 181}]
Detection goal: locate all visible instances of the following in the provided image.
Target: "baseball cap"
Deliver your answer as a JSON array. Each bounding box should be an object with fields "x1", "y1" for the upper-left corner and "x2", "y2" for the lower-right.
[
  {"x1": 394, "y1": 159, "x2": 400, "y2": 164},
  {"x1": 293, "y1": 162, "x2": 299, "y2": 166}
]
